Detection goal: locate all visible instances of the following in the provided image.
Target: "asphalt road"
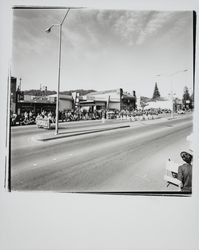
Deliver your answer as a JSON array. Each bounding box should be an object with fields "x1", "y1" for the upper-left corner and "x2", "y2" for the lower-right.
[{"x1": 11, "y1": 114, "x2": 193, "y2": 192}]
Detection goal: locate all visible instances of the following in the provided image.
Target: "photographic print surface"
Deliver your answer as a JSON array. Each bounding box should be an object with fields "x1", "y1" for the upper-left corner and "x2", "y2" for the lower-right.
[{"x1": 10, "y1": 8, "x2": 194, "y2": 193}]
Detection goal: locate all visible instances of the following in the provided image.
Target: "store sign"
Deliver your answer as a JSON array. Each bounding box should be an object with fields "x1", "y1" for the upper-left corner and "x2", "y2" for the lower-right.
[
  {"x1": 32, "y1": 96, "x2": 47, "y2": 101},
  {"x1": 86, "y1": 95, "x2": 95, "y2": 100}
]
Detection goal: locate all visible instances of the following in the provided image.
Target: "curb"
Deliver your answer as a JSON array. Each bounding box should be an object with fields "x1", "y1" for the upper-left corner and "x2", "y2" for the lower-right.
[{"x1": 37, "y1": 125, "x2": 130, "y2": 141}]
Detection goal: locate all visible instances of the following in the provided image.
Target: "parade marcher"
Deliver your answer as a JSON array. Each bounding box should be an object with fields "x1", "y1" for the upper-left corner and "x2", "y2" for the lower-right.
[
  {"x1": 11, "y1": 113, "x2": 17, "y2": 126},
  {"x1": 24, "y1": 111, "x2": 28, "y2": 120},
  {"x1": 41, "y1": 110, "x2": 45, "y2": 118},
  {"x1": 178, "y1": 151, "x2": 193, "y2": 193}
]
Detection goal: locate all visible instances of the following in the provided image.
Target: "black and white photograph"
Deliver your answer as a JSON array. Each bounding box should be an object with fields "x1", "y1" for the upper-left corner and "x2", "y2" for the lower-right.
[
  {"x1": 1, "y1": 1, "x2": 199, "y2": 250},
  {"x1": 9, "y1": 7, "x2": 194, "y2": 193}
]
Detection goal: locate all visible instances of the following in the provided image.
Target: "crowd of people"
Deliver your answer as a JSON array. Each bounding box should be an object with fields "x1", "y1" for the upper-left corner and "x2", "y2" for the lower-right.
[
  {"x1": 10, "y1": 107, "x2": 174, "y2": 126},
  {"x1": 58, "y1": 108, "x2": 172, "y2": 122},
  {"x1": 11, "y1": 111, "x2": 36, "y2": 126}
]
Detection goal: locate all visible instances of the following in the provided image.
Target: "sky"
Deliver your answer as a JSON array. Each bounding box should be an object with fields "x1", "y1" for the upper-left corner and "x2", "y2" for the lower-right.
[{"x1": 11, "y1": 8, "x2": 193, "y2": 98}]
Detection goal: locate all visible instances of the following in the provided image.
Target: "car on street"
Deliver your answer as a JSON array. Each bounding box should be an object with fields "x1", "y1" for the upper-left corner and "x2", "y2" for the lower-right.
[
  {"x1": 107, "y1": 111, "x2": 116, "y2": 119},
  {"x1": 177, "y1": 110, "x2": 185, "y2": 114}
]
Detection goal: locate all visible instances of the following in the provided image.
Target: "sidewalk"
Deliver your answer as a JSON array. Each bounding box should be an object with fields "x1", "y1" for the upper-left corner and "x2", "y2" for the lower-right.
[
  {"x1": 35, "y1": 113, "x2": 191, "y2": 142},
  {"x1": 36, "y1": 122, "x2": 130, "y2": 141}
]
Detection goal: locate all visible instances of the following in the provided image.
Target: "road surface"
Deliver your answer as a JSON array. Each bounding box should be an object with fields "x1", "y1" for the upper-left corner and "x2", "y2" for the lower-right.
[{"x1": 11, "y1": 114, "x2": 193, "y2": 192}]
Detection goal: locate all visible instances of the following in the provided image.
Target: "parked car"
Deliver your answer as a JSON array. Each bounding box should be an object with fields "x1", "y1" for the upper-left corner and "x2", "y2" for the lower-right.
[
  {"x1": 107, "y1": 111, "x2": 116, "y2": 119},
  {"x1": 177, "y1": 110, "x2": 185, "y2": 114}
]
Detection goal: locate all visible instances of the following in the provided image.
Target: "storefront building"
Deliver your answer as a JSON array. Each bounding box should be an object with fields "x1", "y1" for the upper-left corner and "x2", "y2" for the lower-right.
[
  {"x1": 15, "y1": 94, "x2": 73, "y2": 116},
  {"x1": 10, "y1": 78, "x2": 136, "y2": 117},
  {"x1": 78, "y1": 88, "x2": 136, "y2": 112},
  {"x1": 10, "y1": 78, "x2": 73, "y2": 116}
]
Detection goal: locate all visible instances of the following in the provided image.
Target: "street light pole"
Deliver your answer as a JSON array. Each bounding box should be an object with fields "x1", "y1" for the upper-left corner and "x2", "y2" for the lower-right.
[
  {"x1": 55, "y1": 23, "x2": 62, "y2": 135},
  {"x1": 45, "y1": 8, "x2": 70, "y2": 135},
  {"x1": 170, "y1": 88, "x2": 175, "y2": 119},
  {"x1": 155, "y1": 69, "x2": 189, "y2": 119},
  {"x1": 169, "y1": 69, "x2": 188, "y2": 119}
]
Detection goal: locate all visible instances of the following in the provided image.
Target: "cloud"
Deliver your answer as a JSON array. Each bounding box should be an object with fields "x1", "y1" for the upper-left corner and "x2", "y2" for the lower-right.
[
  {"x1": 112, "y1": 11, "x2": 174, "y2": 45},
  {"x1": 136, "y1": 12, "x2": 175, "y2": 44},
  {"x1": 13, "y1": 9, "x2": 191, "y2": 57},
  {"x1": 12, "y1": 9, "x2": 68, "y2": 55},
  {"x1": 12, "y1": 8, "x2": 192, "y2": 70},
  {"x1": 113, "y1": 11, "x2": 144, "y2": 44},
  {"x1": 111, "y1": 11, "x2": 191, "y2": 46}
]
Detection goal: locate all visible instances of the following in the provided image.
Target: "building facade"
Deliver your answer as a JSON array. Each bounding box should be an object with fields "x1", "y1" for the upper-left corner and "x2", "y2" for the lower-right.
[
  {"x1": 15, "y1": 94, "x2": 73, "y2": 116},
  {"x1": 10, "y1": 78, "x2": 73, "y2": 116},
  {"x1": 10, "y1": 78, "x2": 136, "y2": 117},
  {"x1": 10, "y1": 77, "x2": 17, "y2": 114},
  {"x1": 79, "y1": 88, "x2": 136, "y2": 112}
]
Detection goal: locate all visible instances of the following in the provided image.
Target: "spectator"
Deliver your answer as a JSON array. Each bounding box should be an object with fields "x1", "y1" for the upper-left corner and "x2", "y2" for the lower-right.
[
  {"x1": 178, "y1": 151, "x2": 193, "y2": 193},
  {"x1": 29, "y1": 111, "x2": 32, "y2": 118},
  {"x1": 24, "y1": 111, "x2": 28, "y2": 120},
  {"x1": 41, "y1": 110, "x2": 45, "y2": 118},
  {"x1": 11, "y1": 113, "x2": 17, "y2": 126}
]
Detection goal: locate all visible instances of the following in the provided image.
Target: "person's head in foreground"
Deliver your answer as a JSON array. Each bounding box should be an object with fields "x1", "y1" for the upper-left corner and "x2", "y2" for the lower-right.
[{"x1": 180, "y1": 151, "x2": 193, "y2": 164}]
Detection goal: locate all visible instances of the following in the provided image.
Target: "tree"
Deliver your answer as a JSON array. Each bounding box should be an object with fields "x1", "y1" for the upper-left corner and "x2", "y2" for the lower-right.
[
  {"x1": 152, "y1": 82, "x2": 161, "y2": 100},
  {"x1": 182, "y1": 86, "x2": 192, "y2": 109}
]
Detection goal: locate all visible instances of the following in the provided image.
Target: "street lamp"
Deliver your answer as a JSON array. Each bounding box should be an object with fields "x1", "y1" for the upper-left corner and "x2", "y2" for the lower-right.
[
  {"x1": 155, "y1": 69, "x2": 189, "y2": 118},
  {"x1": 169, "y1": 91, "x2": 176, "y2": 119},
  {"x1": 45, "y1": 8, "x2": 70, "y2": 135},
  {"x1": 170, "y1": 69, "x2": 189, "y2": 118}
]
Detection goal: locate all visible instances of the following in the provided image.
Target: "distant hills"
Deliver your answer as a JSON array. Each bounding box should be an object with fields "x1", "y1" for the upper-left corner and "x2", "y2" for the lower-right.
[
  {"x1": 23, "y1": 89, "x2": 56, "y2": 96},
  {"x1": 140, "y1": 96, "x2": 151, "y2": 103},
  {"x1": 140, "y1": 96, "x2": 167, "y2": 102},
  {"x1": 23, "y1": 89, "x2": 96, "y2": 96},
  {"x1": 61, "y1": 89, "x2": 96, "y2": 96}
]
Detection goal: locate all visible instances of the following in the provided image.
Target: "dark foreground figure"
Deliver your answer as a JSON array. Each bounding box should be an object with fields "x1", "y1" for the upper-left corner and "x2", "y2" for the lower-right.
[{"x1": 178, "y1": 151, "x2": 193, "y2": 193}]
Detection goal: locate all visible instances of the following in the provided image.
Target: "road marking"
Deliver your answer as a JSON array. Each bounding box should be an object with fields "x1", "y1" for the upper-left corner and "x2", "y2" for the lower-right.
[{"x1": 33, "y1": 163, "x2": 37, "y2": 166}]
